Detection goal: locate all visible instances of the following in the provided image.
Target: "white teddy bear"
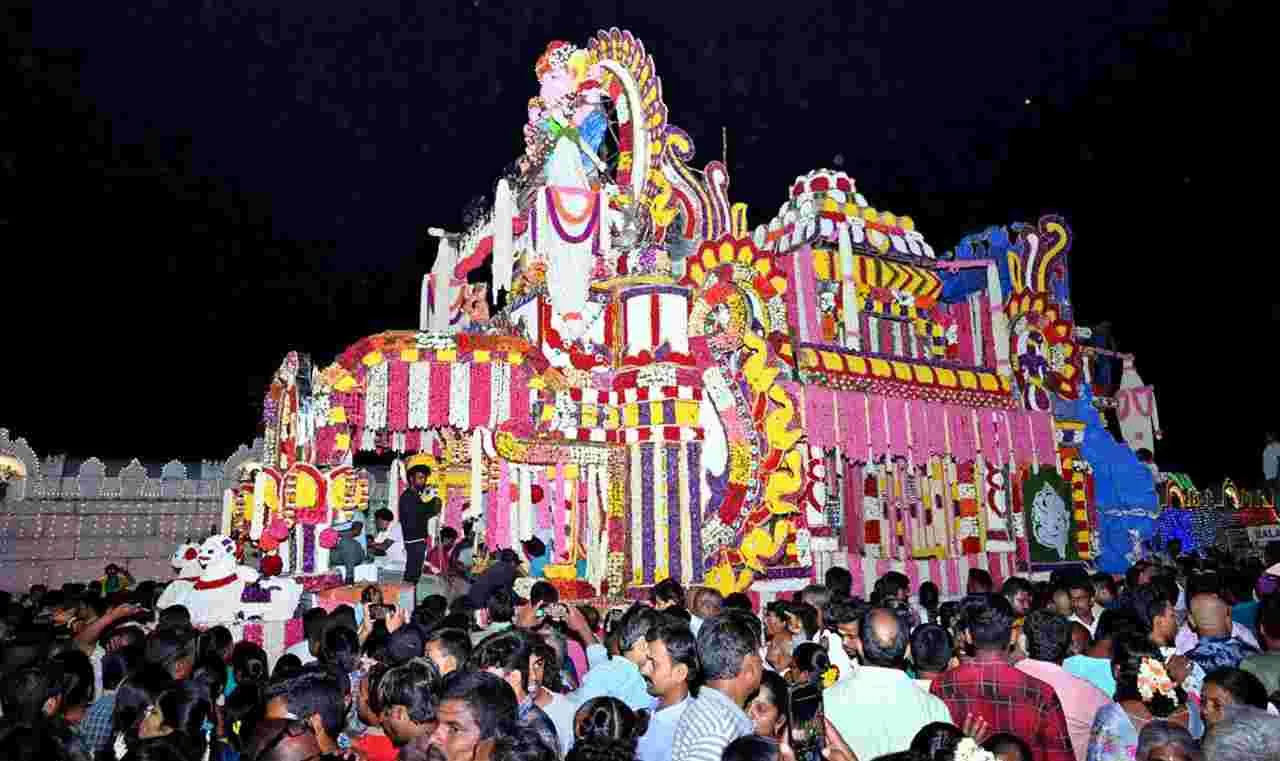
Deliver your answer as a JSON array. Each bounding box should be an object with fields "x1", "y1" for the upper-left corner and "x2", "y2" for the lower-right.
[
  {"x1": 154, "y1": 542, "x2": 204, "y2": 610},
  {"x1": 171, "y1": 535, "x2": 302, "y2": 626}
]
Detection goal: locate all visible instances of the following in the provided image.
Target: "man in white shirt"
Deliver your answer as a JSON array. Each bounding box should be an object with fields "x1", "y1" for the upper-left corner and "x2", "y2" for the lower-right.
[
  {"x1": 637, "y1": 621, "x2": 697, "y2": 761},
  {"x1": 821, "y1": 598, "x2": 863, "y2": 683},
  {"x1": 826, "y1": 607, "x2": 951, "y2": 760},
  {"x1": 368, "y1": 508, "x2": 406, "y2": 580},
  {"x1": 1068, "y1": 580, "x2": 1104, "y2": 639},
  {"x1": 1265, "y1": 432, "x2": 1280, "y2": 500}
]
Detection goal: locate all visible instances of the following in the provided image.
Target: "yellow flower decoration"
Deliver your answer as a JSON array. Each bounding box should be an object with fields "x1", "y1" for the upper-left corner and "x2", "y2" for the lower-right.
[{"x1": 821, "y1": 666, "x2": 839, "y2": 689}]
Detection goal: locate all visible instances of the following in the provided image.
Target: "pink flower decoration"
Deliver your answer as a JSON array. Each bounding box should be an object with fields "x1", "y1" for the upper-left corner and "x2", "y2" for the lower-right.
[
  {"x1": 318, "y1": 528, "x2": 339, "y2": 549},
  {"x1": 268, "y1": 518, "x2": 290, "y2": 540}
]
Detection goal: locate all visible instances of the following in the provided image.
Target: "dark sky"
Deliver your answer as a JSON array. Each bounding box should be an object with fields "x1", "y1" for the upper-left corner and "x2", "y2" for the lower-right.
[{"x1": 3, "y1": 2, "x2": 1272, "y2": 486}]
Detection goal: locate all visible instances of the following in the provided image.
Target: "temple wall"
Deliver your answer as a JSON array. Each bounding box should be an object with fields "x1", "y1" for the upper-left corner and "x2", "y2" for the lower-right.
[{"x1": 0, "y1": 429, "x2": 393, "y2": 592}]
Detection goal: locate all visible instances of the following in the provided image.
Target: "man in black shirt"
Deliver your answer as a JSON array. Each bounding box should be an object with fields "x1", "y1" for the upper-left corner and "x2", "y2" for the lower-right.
[{"x1": 399, "y1": 464, "x2": 440, "y2": 585}]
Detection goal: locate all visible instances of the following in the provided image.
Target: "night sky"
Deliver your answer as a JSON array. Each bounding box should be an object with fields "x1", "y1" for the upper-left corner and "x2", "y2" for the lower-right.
[{"x1": 4, "y1": 2, "x2": 1272, "y2": 487}]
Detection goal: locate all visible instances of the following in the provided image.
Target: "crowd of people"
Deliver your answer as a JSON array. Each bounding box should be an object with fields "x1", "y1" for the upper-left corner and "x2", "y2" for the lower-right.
[{"x1": 3, "y1": 539, "x2": 1280, "y2": 761}]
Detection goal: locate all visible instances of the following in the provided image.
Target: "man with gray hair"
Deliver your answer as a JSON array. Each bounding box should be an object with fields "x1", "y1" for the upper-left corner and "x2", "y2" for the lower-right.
[{"x1": 1202, "y1": 703, "x2": 1280, "y2": 760}]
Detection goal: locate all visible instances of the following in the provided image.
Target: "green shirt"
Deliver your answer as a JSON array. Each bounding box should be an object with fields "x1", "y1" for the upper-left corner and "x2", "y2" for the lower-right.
[{"x1": 1241, "y1": 652, "x2": 1280, "y2": 695}]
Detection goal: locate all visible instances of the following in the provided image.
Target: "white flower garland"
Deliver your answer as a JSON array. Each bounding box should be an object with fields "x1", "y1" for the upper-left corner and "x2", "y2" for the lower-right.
[
  {"x1": 408, "y1": 362, "x2": 431, "y2": 429},
  {"x1": 637, "y1": 364, "x2": 677, "y2": 387},
  {"x1": 1138, "y1": 657, "x2": 1178, "y2": 702},
  {"x1": 569, "y1": 447, "x2": 610, "y2": 466},
  {"x1": 365, "y1": 362, "x2": 389, "y2": 430},
  {"x1": 416, "y1": 332, "x2": 455, "y2": 350},
  {"x1": 489, "y1": 361, "x2": 511, "y2": 428},
  {"x1": 953, "y1": 738, "x2": 995, "y2": 761},
  {"x1": 449, "y1": 362, "x2": 471, "y2": 429}
]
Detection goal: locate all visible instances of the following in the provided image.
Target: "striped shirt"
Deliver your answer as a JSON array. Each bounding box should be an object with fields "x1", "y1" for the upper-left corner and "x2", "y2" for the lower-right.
[{"x1": 670, "y1": 686, "x2": 753, "y2": 761}]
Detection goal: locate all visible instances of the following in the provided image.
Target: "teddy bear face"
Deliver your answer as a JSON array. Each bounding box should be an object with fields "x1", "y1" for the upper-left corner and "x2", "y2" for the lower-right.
[
  {"x1": 170, "y1": 543, "x2": 199, "y2": 569},
  {"x1": 197, "y1": 534, "x2": 239, "y2": 575}
]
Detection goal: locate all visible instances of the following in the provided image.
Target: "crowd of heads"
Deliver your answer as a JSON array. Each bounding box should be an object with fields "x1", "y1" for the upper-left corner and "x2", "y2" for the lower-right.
[{"x1": 3, "y1": 540, "x2": 1280, "y2": 761}]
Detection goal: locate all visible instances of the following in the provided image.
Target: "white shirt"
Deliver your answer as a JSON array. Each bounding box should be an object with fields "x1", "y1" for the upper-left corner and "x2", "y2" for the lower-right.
[
  {"x1": 374, "y1": 523, "x2": 406, "y2": 571},
  {"x1": 825, "y1": 665, "x2": 952, "y2": 761},
  {"x1": 670, "y1": 686, "x2": 753, "y2": 761},
  {"x1": 1070, "y1": 603, "x2": 1105, "y2": 639},
  {"x1": 637, "y1": 696, "x2": 691, "y2": 761},
  {"x1": 1174, "y1": 621, "x2": 1260, "y2": 654},
  {"x1": 283, "y1": 639, "x2": 317, "y2": 666},
  {"x1": 539, "y1": 688, "x2": 577, "y2": 758},
  {"x1": 1265, "y1": 442, "x2": 1280, "y2": 479},
  {"x1": 817, "y1": 629, "x2": 857, "y2": 684}
]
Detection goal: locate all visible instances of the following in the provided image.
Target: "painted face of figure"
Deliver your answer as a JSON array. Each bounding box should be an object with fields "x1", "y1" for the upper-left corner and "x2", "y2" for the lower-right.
[
  {"x1": 539, "y1": 66, "x2": 576, "y2": 111},
  {"x1": 461, "y1": 283, "x2": 491, "y2": 323}
]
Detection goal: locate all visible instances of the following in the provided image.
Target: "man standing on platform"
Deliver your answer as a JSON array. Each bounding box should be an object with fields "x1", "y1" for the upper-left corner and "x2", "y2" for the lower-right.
[
  {"x1": 396, "y1": 465, "x2": 439, "y2": 586},
  {"x1": 1264, "y1": 432, "x2": 1280, "y2": 502}
]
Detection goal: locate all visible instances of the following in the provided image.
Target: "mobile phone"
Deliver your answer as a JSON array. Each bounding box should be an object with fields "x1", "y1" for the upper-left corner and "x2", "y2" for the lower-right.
[
  {"x1": 546, "y1": 603, "x2": 568, "y2": 620},
  {"x1": 369, "y1": 604, "x2": 397, "y2": 620},
  {"x1": 787, "y1": 682, "x2": 825, "y2": 761}
]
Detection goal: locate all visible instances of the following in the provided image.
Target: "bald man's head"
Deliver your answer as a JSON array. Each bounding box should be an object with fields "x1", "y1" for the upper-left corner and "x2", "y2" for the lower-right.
[
  {"x1": 1190, "y1": 593, "x2": 1231, "y2": 636},
  {"x1": 860, "y1": 607, "x2": 908, "y2": 668}
]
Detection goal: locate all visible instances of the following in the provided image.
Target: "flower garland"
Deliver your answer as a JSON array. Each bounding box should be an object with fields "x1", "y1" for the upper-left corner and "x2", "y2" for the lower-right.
[
  {"x1": 302, "y1": 524, "x2": 316, "y2": 573},
  {"x1": 820, "y1": 666, "x2": 839, "y2": 689},
  {"x1": 666, "y1": 444, "x2": 682, "y2": 584},
  {"x1": 1138, "y1": 657, "x2": 1177, "y2": 702},
  {"x1": 686, "y1": 443, "x2": 703, "y2": 581},
  {"x1": 387, "y1": 361, "x2": 409, "y2": 431},
  {"x1": 640, "y1": 445, "x2": 656, "y2": 584},
  {"x1": 365, "y1": 362, "x2": 389, "y2": 431},
  {"x1": 953, "y1": 738, "x2": 995, "y2": 761},
  {"x1": 489, "y1": 362, "x2": 511, "y2": 428},
  {"x1": 470, "y1": 363, "x2": 492, "y2": 428},
  {"x1": 449, "y1": 363, "x2": 472, "y2": 429},
  {"x1": 545, "y1": 187, "x2": 601, "y2": 244},
  {"x1": 408, "y1": 362, "x2": 431, "y2": 429},
  {"x1": 653, "y1": 445, "x2": 669, "y2": 581}
]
